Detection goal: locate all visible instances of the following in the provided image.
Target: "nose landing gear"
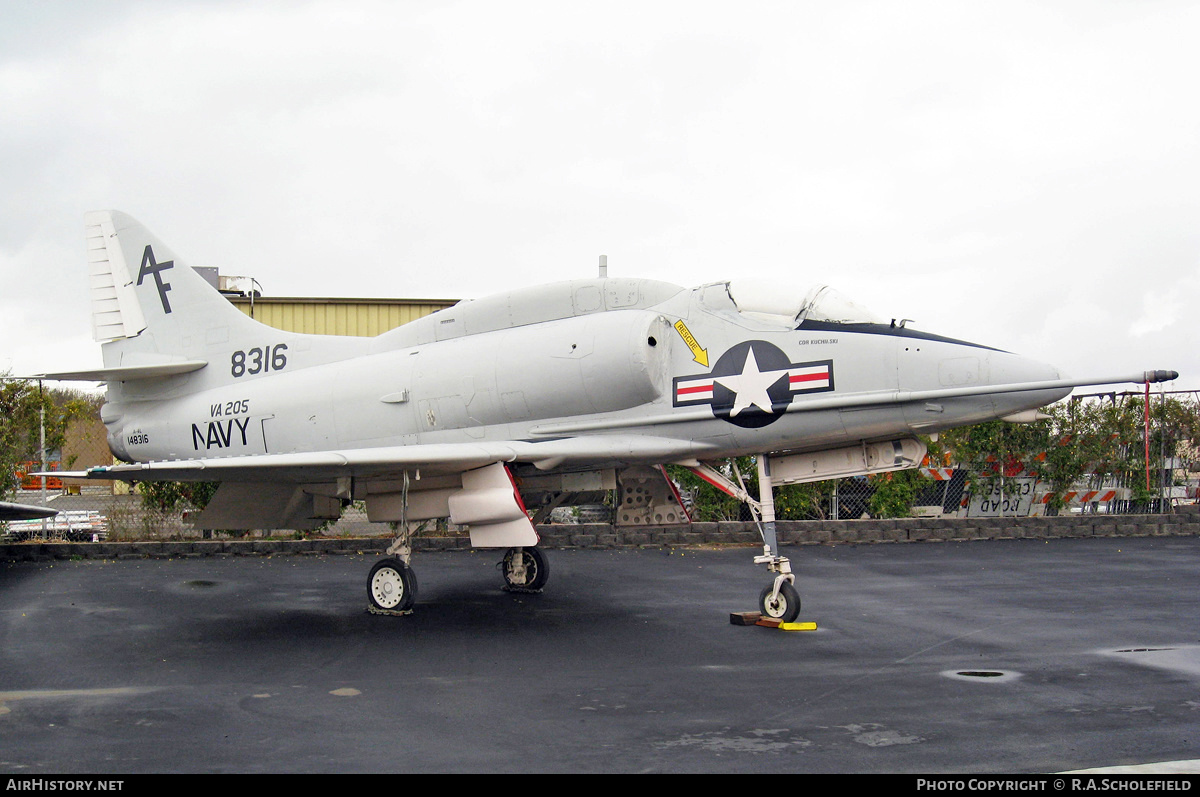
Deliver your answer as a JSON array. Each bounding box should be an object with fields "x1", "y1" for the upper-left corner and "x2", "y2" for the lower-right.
[
  {"x1": 759, "y1": 577, "x2": 801, "y2": 623},
  {"x1": 685, "y1": 454, "x2": 803, "y2": 624}
]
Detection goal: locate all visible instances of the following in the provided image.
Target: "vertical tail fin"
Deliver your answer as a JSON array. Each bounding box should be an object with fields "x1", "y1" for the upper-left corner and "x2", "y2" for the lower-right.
[
  {"x1": 89, "y1": 210, "x2": 264, "y2": 358},
  {"x1": 87, "y1": 211, "x2": 149, "y2": 342},
  {"x1": 86, "y1": 210, "x2": 365, "y2": 394}
]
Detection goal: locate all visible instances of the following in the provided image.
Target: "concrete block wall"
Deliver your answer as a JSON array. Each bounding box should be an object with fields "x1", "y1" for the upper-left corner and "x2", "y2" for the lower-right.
[
  {"x1": 532, "y1": 511, "x2": 1200, "y2": 550},
  {"x1": 2, "y1": 511, "x2": 1196, "y2": 561}
]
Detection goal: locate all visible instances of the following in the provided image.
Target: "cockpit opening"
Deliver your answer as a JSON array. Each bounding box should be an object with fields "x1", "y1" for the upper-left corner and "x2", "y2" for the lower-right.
[{"x1": 719, "y1": 280, "x2": 886, "y2": 327}]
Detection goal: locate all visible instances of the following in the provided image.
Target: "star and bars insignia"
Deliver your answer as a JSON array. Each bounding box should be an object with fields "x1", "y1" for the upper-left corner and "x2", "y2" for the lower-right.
[{"x1": 672, "y1": 340, "x2": 834, "y2": 428}]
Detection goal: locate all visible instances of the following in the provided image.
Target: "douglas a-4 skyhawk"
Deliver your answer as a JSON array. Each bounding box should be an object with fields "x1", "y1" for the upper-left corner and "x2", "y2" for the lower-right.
[{"x1": 36, "y1": 211, "x2": 1176, "y2": 620}]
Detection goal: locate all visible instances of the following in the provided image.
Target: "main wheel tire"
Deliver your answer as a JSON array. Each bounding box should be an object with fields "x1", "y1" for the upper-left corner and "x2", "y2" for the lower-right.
[
  {"x1": 502, "y1": 547, "x2": 550, "y2": 590},
  {"x1": 759, "y1": 581, "x2": 801, "y2": 623},
  {"x1": 368, "y1": 558, "x2": 417, "y2": 612}
]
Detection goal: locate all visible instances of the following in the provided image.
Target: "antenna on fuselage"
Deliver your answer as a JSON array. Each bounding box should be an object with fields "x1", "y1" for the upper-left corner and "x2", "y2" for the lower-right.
[{"x1": 599, "y1": 255, "x2": 608, "y2": 279}]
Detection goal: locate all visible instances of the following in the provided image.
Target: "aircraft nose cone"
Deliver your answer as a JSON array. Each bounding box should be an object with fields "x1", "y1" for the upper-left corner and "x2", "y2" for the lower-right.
[
  {"x1": 991, "y1": 351, "x2": 1070, "y2": 415},
  {"x1": 1000, "y1": 352, "x2": 1060, "y2": 384}
]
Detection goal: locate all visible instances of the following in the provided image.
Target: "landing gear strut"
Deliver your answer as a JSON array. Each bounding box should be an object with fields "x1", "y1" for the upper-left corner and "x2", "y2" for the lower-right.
[
  {"x1": 368, "y1": 507, "x2": 419, "y2": 615},
  {"x1": 752, "y1": 454, "x2": 801, "y2": 622},
  {"x1": 685, "y1": 454, "x2": 801, "y2": 622},
  {"x1": 500, "y1": 546, "x2": 550, "y2": 592}
]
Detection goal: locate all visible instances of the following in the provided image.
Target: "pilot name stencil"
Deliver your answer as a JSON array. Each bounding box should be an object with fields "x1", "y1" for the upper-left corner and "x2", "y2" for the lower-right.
[{"x1": 673, "y1": 340, "x2": 834, "y2": 428}]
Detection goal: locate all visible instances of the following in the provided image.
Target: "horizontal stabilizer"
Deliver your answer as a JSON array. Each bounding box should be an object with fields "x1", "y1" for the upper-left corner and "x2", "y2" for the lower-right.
[{"x1": 33, "y1": 360, "x2": 208, "y2": 382}]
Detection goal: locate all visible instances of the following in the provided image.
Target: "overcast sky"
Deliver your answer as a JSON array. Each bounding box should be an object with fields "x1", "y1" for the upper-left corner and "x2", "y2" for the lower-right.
[{"x1": 2, "y1": 0, "x2": 1197, "y2": 395}]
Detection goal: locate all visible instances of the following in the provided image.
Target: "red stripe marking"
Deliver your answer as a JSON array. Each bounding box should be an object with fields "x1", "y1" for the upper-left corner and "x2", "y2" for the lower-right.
[
  {"x1": 695, "y1": 470, "x2": 739, "y2": 498},
  {"x1": 677, "y1": 383, "x2": 713, "y2": 395}
]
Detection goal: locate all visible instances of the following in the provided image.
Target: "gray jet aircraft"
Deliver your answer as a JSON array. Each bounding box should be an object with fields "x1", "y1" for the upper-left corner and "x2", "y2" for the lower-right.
[{"x1": 38, "y1": 211, "x2": 1176, "y2": 620}]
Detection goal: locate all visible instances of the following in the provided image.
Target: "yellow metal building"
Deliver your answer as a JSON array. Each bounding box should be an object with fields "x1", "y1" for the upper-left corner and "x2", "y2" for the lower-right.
[
  {"x1": 51, "y1": 294, "x2": 457, "y2": 495},
  {"x1": 228, "y1": 295, "x2": 458, "y2": 336}
]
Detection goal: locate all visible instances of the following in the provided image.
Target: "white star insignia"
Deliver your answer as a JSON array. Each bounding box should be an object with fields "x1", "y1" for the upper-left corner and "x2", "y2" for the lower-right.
[{"x1": 713, "y1": 348, "x2": 787, "y2": 417}]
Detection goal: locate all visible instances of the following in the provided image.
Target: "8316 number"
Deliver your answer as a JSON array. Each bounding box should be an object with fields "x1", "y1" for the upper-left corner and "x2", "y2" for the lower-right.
[{"x1": 231, "y1": 343, "x2": 288, "y2": 377}]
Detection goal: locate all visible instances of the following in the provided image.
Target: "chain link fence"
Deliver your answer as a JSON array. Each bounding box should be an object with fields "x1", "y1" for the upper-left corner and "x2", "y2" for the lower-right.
[{"x1": 669, "y1": 390, "x2": 1200, "y2": 522}]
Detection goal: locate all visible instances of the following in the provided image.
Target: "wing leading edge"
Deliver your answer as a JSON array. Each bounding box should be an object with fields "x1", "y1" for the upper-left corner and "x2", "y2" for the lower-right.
[{"x1": 49, "y1": 434, "x2": 707, "y2": 484}]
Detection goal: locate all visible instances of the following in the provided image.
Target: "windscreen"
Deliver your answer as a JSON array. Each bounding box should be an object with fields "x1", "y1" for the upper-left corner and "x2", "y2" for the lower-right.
[
  {"x1": 797, "y1": 285, "x2": 885, "y2": 325},
  {"x1": 724, "y1": 281, "x2": 884, "y2": 326}
]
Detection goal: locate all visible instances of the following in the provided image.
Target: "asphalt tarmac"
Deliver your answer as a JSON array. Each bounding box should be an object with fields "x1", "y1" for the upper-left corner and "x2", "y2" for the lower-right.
[{"x1": 1, "y1": 536, "x2": 1198, "y2": 774}]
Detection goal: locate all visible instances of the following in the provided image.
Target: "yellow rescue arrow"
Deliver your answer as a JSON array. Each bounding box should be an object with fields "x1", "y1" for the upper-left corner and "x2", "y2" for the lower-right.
[{"x1": 673, "y1": 320, "x2": 709, "y2": 367}]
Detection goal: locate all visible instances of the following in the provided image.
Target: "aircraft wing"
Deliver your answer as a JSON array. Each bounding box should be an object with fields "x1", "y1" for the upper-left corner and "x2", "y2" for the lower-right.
[
  {"x1": 42, "y1": 435, "x2": 709, "y2": 536},
  {"x1": 42, "y1": 434, "x2": 708, "y2": 484}
]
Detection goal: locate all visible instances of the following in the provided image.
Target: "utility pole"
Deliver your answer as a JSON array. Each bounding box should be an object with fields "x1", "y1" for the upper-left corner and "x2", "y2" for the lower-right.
[{"x1": 39, "y1": 379, "x2": 47, "y2": 538}]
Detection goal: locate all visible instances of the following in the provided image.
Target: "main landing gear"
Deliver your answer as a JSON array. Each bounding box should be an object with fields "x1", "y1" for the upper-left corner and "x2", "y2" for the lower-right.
[
  {"x1": 368, "y1": 520, "x2": 420, "y2": 616},
  {"x1": 366, "y1": 522, "x2": 552, "y2": 614},
  {"x1": 368, "y1": 558, "x2": 418, "y2": 614},
  {"x1": 500, "y1": 546, "x2": 550, "y2": 592}
]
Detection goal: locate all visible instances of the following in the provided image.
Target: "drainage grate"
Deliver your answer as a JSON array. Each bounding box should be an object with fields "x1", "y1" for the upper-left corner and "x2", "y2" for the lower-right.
[{"x1": 942, "y1": 669, "x2": 1020, "y2": 683}]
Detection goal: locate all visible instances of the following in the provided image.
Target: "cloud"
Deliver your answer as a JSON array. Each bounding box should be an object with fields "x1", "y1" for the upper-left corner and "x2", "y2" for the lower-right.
[{"x1": 1, "y1": 0, "x2": 1197, "y2": 391}]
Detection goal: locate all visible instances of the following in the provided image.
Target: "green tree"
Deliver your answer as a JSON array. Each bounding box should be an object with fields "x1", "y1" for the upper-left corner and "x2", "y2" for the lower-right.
[
  {"x1": 0, "y1": 377, "x2": 99, "y2": 501},
  {"x1": 867, "y1": 469, "x2": 933, "y2": 518},
  {"x1": 930, "y1": 393, "x2": 1200, "y2": 513},
  {"x1": 667, "y1": 459, "x2": 753, "y2": 521},
  {"x1": 137, "y1": 481, "x2": 220, "y2": 512},
  {"x1": 668, "y1": 458, "x2": 837, "y2": 521}
]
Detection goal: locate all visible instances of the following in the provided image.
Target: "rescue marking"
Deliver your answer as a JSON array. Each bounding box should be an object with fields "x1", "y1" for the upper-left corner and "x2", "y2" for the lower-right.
[{"x1": 673, "y1": 320, "x2": 709, "y2": 367}]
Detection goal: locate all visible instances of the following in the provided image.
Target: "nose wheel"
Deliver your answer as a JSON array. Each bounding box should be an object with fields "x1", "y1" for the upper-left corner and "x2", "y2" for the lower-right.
[
  {"x1": 368, "y1": 558, "x2": 418, "y2": 615},
  {"x1": 759, "y1": 579, "x2": 801, "y2": 623}
]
